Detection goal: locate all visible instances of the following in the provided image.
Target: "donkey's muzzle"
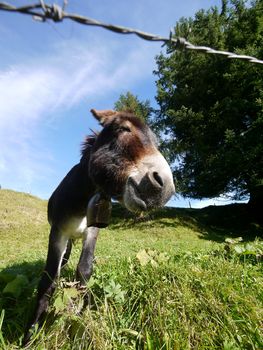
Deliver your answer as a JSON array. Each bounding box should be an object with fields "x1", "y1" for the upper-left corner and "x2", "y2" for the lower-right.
[
  {"x1": 123, "y1": 152, "x2": 175, "y2": 213},
  {"x1": 135, "y1": 172, "x2": 174, "y2": 206},
  {"x1": 87, "y1": 193, "x2": 112, "y2": 228},
  {"x1": 124, "y1": 172, "x2": 175, "y2": 212}
]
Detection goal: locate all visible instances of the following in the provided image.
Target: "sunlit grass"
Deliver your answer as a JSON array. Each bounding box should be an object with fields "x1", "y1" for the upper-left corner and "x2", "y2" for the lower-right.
[{"x1": 0, "y1": 189, "x2": 262, "y2": 349}]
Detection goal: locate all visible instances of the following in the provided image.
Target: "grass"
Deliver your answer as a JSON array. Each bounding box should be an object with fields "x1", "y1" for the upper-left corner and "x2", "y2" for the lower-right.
[{"x1": 0, "y1": 189, "x2": 262, "y2": 349}]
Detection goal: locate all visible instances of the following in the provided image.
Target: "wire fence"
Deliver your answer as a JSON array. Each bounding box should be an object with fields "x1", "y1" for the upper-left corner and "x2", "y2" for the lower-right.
[{"x1": 1, "y1": 1, "x2": 263, "y2": 65}]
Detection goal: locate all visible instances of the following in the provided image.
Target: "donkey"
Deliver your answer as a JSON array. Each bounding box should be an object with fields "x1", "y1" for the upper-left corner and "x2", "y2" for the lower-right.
[{"x1": 24, "y1": 108, "x2": 175, "y2": 343}]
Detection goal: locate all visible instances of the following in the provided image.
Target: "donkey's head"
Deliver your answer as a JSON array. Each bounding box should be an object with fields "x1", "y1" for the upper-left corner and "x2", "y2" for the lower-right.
[{"x1": 89, "y1": 109, "x2": 175, "y2": 212}]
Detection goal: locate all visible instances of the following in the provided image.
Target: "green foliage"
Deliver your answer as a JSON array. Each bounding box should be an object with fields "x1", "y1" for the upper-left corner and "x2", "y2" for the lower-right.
[
  {"x1": 136, "y1": 249, "x2": 170, "y2": 267},
  {"x1": 0, "y1": 190, "x2": 262, "y2": 349},
  {"x1": 154, "y1": 0, "x2": 263, "y2": 204},
  {"x1": 1, "y1": 249, "x2": 263, "y2": 349},
  {"x1": 52, "y1": 284, "x2": 81, "y2": 314},
  {"x1": 87, "y1": 272, "x2": 126, "y2": 304},
  {"x1": 114, "y1": 91, "x2": 152, "y2": 122},
  {"x1": 2, "y1": 274, "x2": 29, "y2": 299},
  {"x1": 224, "y1": 236, "x2": 263, "y2": 263}
]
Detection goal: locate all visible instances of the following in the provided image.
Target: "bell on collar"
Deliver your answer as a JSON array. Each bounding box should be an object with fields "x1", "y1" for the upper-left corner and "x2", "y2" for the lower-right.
[{"x1": 87, "y1": 193, "x2": 112, "y2": 228}]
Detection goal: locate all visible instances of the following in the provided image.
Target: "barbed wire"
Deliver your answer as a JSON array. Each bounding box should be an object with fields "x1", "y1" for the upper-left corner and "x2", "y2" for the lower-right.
[{"x1": 1, "y1": 1, "x2": 263, "y2": 65}]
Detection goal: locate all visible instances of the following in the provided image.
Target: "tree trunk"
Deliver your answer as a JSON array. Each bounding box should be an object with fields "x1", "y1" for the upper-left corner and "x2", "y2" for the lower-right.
[{"x1": 248, "y1": 185, "x2": 263, "y2": 224}]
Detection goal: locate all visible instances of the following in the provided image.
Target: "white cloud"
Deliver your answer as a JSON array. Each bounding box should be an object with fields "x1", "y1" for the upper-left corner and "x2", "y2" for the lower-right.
[{"x1": 0, "y1": 37, "x2": 156, "y2": 196}]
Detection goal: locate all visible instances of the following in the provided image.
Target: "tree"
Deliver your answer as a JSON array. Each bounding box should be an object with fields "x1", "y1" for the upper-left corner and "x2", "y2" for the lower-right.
[
  {"x1": 153, "y1": 0, "x2": 263, "y2": 215},
  {"x1": 114, "y1": 91, "x2": 152, "y2": 122}
]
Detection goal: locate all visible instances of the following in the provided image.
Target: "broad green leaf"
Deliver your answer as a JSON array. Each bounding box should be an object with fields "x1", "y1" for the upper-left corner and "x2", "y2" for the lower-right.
[
  {"x1": 3, "y1": 274, "x2": 28, "y2": 298},
  {"x1": 53, "y1": 295, "x2": 66, "y2": 313},
  {"x1": 157, "y1": 252, "x2": 170, "y2": 263},
  {"x1": 0, "y1": 273, "x2": 16, "y2": 284},
  {"x1": 136, "y1": 249, "x2": 151, "y2": 266},
  {"x1": 87, "y1": 276, "x2": 96, "y2": 288},
  {"x1": 234, "y1": 245, "x2": 245, "y2": 254},
  {"x1": 63, "y1": 287, "x2": 79, "y2": 301}
]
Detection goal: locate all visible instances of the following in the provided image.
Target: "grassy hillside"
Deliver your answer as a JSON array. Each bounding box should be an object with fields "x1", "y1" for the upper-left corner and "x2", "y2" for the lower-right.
[{"x1": 0, "y1": 189, "x2": 262, "y2": 349}]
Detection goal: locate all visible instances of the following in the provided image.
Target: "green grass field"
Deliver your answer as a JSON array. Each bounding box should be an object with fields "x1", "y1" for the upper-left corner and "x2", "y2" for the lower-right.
[{"x1": 0, "y1": 189, "x2": 262, "y2": 349}]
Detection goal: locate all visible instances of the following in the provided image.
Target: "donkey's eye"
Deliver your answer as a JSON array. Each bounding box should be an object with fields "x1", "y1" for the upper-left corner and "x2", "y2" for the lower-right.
[{"x1": 120, "y1": 126, "x2": 131, "y2": 133}]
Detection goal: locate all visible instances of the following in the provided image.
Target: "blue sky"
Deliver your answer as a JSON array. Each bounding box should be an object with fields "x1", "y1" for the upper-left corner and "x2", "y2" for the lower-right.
[{"x1": 1, "y1": 0, "x2": 240, "y2": 209}]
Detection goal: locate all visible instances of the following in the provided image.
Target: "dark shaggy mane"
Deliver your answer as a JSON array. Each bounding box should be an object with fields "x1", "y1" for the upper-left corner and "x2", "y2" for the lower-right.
[{"x1": 81, "y1": 131, "x2": 98, "y2": 157}]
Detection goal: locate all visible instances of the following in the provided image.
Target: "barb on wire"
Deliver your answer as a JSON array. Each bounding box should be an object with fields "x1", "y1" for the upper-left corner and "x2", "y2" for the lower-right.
[{"x1": 0, "y1": 1, "x2": 263, "y2": 65}]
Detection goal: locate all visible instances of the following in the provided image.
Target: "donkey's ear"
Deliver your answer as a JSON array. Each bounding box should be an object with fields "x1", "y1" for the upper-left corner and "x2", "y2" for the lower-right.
[{"x1": 90, "y1": 109, "x2": 118, "y2": 126}]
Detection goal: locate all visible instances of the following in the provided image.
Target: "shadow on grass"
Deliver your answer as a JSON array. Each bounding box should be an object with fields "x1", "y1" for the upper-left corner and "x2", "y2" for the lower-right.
[
  {"x1": 111, "y1": 203, "x2": 263, "y2": 243},
  {"x1": 0, "y1": 260, "x2": 44, "y2": 346},
  {"x1": 0, "y1": 259, "x2": 85, "y2": 347}
]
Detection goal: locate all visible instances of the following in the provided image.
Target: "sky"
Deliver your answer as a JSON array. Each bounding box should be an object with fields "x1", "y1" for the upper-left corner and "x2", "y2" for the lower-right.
[{"x1": 0, "y1": 0, "x2": 241, "y2": 209}]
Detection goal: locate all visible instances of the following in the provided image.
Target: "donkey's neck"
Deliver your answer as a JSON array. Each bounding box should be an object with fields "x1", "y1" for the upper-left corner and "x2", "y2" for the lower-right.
[{"x1": 48, "y1": 151, "x2": 97, "y2": 226}]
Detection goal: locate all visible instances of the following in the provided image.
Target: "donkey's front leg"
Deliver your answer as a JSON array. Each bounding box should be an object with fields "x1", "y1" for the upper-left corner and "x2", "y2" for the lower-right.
[
  {"x1": 76, "y1": 227, "x2": 100, "y2": 286},
  {"x1": 24, "y1": 226, "x2": 68, "y2": 343}
]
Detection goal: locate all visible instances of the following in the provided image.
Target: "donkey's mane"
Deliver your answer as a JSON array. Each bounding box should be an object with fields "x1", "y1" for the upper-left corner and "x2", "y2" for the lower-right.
[{"x1": 81, "y1": 132, "x2": 98, "y2": 157}]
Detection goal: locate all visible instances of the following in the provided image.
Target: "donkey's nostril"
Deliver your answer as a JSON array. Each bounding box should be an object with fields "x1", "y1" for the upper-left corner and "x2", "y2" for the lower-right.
[{"x1": 152, "y1": 171, "x2": 164, "y2": 187}]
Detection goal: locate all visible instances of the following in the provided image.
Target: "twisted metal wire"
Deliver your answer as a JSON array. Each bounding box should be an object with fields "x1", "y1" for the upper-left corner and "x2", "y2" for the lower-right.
[{"x1": 1, "y1": 1, "x2": 263, "y2": 65}]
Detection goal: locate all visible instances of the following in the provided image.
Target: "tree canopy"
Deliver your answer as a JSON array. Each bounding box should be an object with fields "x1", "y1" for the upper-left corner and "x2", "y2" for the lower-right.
[
  {"x1": 153, "y1": 0, "x2": 263, "y2": 211},
  {"x1": 114, "y1": 91, "x2": 152, "y2": 122}
]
